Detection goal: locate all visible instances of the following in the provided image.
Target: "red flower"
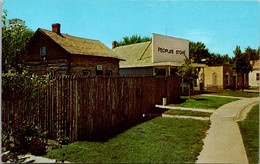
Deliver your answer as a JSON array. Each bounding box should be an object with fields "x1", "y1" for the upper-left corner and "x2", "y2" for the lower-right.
[
  {"x1": 19, "y1": 124, "x2": 23, "y2": 127},
  {"x1": 30, "y1": 121, "x2": 34, "y2": 124},
  {"x1": 14, "y1": 114, "x2": 17, "y2": 117},
  {"x1": 44, "y1": 128, "x2": 46, "y2": 131},
  {"x1": 4, "y1": 123, "x2": 7, "y2": 127}
]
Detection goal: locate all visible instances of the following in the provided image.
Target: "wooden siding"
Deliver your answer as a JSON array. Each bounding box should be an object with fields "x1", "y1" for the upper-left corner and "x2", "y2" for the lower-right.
[{"x1": 69, "y1": 55, "x2": 119, "y2": 75}]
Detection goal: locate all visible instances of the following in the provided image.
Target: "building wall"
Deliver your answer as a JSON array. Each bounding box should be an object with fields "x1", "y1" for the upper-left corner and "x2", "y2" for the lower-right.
[
  {"x1": 201, "y1": 65, "x2": 249, "y2": 90},
  {"x1": 26, "y1": 32, "x2": 69, "y2": 61},
  {"x1": 26, "y1": 32, "x2": 119, "y2": 75},
  {"x1": 70, "y1": 55, "x2": 119, "y2": 76},
  {"x1": 152, "y1": 33, "x2": 189, "y2": 63},
  {"x1": 249, "y1": 70, "x2": 259, "y2": 87},
  {"x1": 203, "y1": 66, "x2": 224, "y2": 89},
  {"x1": 249, "y1": 60, "x2": 259, "y2": 87},
  {"x1": 119, "y1": 67, "x2": 153, "y2": 75}
]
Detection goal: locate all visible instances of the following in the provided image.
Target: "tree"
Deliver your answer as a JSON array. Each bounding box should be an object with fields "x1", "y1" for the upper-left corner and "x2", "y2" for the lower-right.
[
  {"x1": 178, "y1": 56, "x2": 199, "y2": 99},
  {"x1": 244, "y1": 46, "x2": 259, "y2": 60},
  {"x1": 2, "y1": 10, "x2": 34, "y2": 73},
  {"x1": 232, "y1": 46, "x2": 253, "y2": 90},
  {"x1": 189, "y1": 41, "x2": 211, "y2": 65},
  {"x1": 189, "y1": 41, "x2": 232, "y2": 66},
  {"x1": 116, "y1": 34, "x2": 151, "y2": 46}
]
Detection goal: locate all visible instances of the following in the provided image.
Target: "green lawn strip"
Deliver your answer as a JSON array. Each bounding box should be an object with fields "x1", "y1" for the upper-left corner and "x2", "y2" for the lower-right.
[
  {"x1": 164, "y1": 109, "x2": 211, "y2": 117},
  {"x1": 170, "y1": 95, "x2": 239, "y2": 110},
  {"x1": 207, "y1": 91, "x2": 259, "y2": 98},
  {"x1": 238, "y1": 104, "x2": 259, "y2": 164},
  {"x1": 45, "y1": 117, "x2": 210, "y2": 163}
]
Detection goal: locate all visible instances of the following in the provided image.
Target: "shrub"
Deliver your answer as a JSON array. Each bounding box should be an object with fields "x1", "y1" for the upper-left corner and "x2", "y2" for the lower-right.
[
  {"x1": 29, "y1": 138, "x2": 47, "y2": 155},
  {"x1": 2, "y1": 113, "x2": 48, "y2": 154}
]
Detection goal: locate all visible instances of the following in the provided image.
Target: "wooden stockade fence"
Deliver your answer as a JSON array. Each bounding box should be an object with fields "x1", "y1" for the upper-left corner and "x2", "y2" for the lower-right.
[{"x1": 2, "y1": 75, "x2": 180, "y2": 142}]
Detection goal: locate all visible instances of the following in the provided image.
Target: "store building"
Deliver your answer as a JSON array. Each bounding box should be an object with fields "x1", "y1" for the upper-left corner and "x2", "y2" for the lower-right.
[
  {"x1": 112, "y1": 33, "x2": 206, "y2": 77},
  {"x1": 25, "y1": 23, "x2": 122, "y2": 75},
  {"x1": 112, "y1": 33, "x2": 206, "y2": 92}
]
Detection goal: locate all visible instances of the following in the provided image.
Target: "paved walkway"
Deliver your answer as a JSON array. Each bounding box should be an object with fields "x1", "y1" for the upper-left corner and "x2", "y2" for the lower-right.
[
  {"x1": 196, "y1": 97, "x2": 259, "y2": 163},
  {"x1": 162, "y1": 114, "x2": 209, "y2": 121},
  {"x1": 155, "y1": 105, "x2": 215, "y2": 113}
]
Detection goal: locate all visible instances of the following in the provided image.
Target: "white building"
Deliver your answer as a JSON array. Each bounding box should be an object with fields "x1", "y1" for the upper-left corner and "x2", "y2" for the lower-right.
[
  {"x1": 8, "y1": 19, "x2": 25, "y2": 28},
  {"x1": 249, "y1": 60, "x2": 259, "y2": 87}
]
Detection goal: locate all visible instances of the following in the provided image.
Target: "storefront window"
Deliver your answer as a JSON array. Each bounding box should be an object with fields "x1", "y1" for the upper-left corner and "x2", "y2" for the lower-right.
[
  {"x1": 154, "y1": 68, "x2": 166, "y2": 76},
  {"x1": 226, "y1": 73, "x2": 230, "y2": 85}
]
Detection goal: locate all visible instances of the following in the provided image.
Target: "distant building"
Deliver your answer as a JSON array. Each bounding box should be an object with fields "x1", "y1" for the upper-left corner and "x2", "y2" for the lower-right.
[
  {"x1": 112, "y1": 33, "x2": 206, "y2": 76},
  {"x1": 199, "y1": 65, "x2": 249, "y2": 91},
  {"x1": 8, "y1": 19, "x2": 25, "y2": 28},
  {"x1": 249, "y1": 60, "x2": 259, "y2": 87},
  {"x1": 25, "y1": 23, "x2": 123, "y2": 75},
  {"x1": 112, "y1": 33, "x2": 206, "y2": 93}
]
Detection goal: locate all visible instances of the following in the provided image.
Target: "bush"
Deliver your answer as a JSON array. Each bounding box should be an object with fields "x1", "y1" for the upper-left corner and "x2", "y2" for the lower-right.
[
  {"x1": 2, "y1": 113, "x2": 48, "y2": 154},
  {"x1": 29, "y1": 138, "x2": 47, "y2": 156}
]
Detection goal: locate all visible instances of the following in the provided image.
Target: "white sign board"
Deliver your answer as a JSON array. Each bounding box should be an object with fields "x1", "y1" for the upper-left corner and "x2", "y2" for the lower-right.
[
  {"x1": 152, "y1": 33, "x2": 189, "y2": 63},
  {"x1": 97, "y1": 65, "x2": 102, "y2": 70}
]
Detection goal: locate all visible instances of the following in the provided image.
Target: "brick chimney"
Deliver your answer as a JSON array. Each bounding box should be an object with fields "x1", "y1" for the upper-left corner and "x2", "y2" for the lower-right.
[
  {"x1": 112, "y1": 41, "x2": 117, "y2": 49},
  {"x1": 52, "y1": 23, "x2": 61, "y2": 34}
]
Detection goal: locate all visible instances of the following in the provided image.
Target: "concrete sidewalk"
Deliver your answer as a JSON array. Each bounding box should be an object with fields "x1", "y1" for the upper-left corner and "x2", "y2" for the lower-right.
[{"x1": 196, "y1": 97, "x2": 259, "y2": 163}]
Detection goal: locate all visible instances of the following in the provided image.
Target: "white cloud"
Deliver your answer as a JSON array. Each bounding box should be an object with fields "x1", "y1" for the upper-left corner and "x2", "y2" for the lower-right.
[{"x1": 184, "y1": 29, "x2": 214, "y2": 44}]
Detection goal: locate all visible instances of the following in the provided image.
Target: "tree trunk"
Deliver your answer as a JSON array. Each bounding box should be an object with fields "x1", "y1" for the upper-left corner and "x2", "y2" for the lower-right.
[
  {"x1": 188, "y1": 83, "x2": 191, "y2": 99},
  {"x1": 242, "y1": 73, "x2": 244, "y2": 92}
]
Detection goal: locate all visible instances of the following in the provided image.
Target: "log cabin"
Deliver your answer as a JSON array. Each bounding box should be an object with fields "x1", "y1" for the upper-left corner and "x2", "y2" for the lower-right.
[{"x1": 25, "y1": 23, "x2": 123, "y2": 75}]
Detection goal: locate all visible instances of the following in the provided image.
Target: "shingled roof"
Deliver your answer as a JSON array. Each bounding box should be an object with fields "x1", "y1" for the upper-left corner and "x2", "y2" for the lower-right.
[
  {"x1": 28, "y1": 28, "x2": 123, "y2": 60},
  {"x1": 112, "y1": 41, "x2": 153, "y2": 68},
  {"x1": 112, "y1": 41, "x2": 207, "y2": 68}
]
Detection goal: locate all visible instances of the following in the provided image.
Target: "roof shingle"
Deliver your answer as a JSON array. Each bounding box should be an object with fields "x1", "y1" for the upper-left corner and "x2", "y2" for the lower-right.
[{"x1": 39, "y1": 29, "x2": 122, "y2": 60}]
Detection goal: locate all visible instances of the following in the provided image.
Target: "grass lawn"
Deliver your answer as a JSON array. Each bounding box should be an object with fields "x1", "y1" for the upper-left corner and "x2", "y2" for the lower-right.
[
  {"x1": 163, "y1": 109, "x2": 212, "y2": 117},
  {"x1": 207, "y1": 90, "x2": 259, "y2": 98},
  {"x1": 169, "y1": 95, "x2": 239, "y2": 110},
  {"x1": 45, "y1": 117, "x2": 210, "y2": 163},
  {"x1": 238, "y1": 104, "x2": 259, "y2": 164}
]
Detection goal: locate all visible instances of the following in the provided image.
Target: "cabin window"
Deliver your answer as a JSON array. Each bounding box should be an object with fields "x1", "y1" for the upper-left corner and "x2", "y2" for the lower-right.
[
  {"x1": 40, "y1": 46, "x2": 46, "y2": 60},
  {"x1": 82, "y1": 69, "x2": 91, "y2": 76},
  {"x1": 106, "y1": 70, "x2": 112, "y2": 76},
  {"x1": 256, "y1": 73, "x2": 259, "y2": 81}
]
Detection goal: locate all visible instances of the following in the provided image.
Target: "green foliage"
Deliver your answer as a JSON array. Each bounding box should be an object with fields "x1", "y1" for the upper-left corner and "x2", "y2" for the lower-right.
[
  {"x1": 2, "y1": 113, "x2": 47, "y2": 154},
  {"x1": 244, "y1": 46, "x2": 259, "y2": 60},
  {"x1": 189, "y1": 41, "x2": 211, "y2": 64},
  {"x1": 238, "y1": 104, "x2": 259, "y2": 164},
  {"x1": 2, "y1": 72, "x2": 50, "y2": 154},
  {"x1": 208, "y1": 90, "x2": 259, "y2": 98},
  {"x1": 117, "y1": 34, "x2": 151, "y2": 46},
  {"x1": 29, "y1": 138, "x2": 47, "y2": 156},
  {"x1": 178, "y1": 56, "x2": 199, "y2": 83},
  {"x1": 45, "y1": 117, "x2": 210, "y2": 163},
  {"x1": 178, "y1": 56, "x2": 199, "y2": 98},
  {"x1": 189, "y1": 41, "x2": 232, "y2": 66},
  {"x1": 2, "y1": 10, "x2": 34, "y2": 73}
]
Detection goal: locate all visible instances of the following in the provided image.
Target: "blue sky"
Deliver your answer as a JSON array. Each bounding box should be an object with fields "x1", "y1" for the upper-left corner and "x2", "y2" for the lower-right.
[{"x1": 3, "y1": 0, "x2": 259, "y2": 57}]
